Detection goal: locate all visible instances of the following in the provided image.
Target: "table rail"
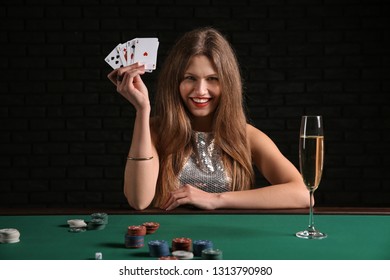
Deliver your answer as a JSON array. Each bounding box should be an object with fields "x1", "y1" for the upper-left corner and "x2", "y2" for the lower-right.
[{"x1": 1, "y1": 207, "x2": 390, "y2": 215}]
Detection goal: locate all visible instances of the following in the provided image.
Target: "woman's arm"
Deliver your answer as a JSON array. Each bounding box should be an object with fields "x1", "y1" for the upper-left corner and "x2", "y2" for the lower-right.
[
  {"x1": 162, "y1": 124, "x2": 309, "y2": 210},
  {"x1": 215, "y1": 124, "x2": 309, "y2": 209},
  {"x1": 107, "y1": 63, "x2": 159, "y2": 210}
]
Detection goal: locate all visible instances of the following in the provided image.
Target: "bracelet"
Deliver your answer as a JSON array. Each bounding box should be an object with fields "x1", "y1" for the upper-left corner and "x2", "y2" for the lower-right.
[{"x1": 127, "y1": 156, "x2": 154, "y2": 161}]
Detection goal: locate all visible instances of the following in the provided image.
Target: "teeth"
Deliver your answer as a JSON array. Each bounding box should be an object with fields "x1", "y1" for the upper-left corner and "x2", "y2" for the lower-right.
[{"x1": 192, "y1": 98, "x2": 209, "y2": 103}]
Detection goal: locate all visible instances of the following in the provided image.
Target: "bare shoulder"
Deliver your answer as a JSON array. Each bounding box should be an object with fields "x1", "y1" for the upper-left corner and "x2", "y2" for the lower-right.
[
  {"x1": 246, "y1": 123, "x2": 282, "y2": 158},
  {"x1": 246, "y1": 124, "x2": 274, "y2": 146}
]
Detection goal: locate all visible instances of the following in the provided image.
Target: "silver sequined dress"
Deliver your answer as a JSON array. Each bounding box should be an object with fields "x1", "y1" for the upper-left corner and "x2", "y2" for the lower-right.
[{"x1": 178, "y1": 131, "x2": 232, "y2": 193}]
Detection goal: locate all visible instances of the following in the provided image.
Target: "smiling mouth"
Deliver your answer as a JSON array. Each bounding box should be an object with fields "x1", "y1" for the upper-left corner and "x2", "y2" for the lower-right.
[{"x1": 191, "y1": 97, "x2": 211, "y2": 104}]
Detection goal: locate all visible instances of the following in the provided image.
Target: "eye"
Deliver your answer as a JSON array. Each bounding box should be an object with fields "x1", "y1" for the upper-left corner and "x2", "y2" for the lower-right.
[
  {"x1": 207, "y1": 76, "x2": 219, "y2": 81},
  {"x1": 184, "y1": 75, "x2": 196, "y2": 81}
]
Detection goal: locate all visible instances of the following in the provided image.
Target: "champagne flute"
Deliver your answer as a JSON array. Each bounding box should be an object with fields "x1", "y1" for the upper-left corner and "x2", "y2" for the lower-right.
[{"x1": 296, "y1": 115, "x2": 327, "y2": 239}]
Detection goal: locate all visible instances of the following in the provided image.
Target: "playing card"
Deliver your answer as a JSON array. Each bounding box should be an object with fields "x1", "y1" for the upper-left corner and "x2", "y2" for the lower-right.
[
  {"x1": 104, "y1": 43, "x2": 124, "y2": 69},
  {"x1": 117, "y1": 43, "x2": 128, "y2": 66},
  {"x1": 132, "y1": 38, "x2": 159, "y2": 71},
  {"x1": 126, "y1": 39, "x2": 136, "y2": 66}
]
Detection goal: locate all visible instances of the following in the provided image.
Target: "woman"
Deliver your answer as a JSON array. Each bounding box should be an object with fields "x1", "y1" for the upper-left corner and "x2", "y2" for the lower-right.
[{"x1": 108, "y1": 27, "x2": 310, "y2": 211}]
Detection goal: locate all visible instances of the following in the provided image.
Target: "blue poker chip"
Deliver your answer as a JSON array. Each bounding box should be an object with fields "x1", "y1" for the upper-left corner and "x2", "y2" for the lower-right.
[
  {"x1": 148, "y1": 240, "x2": 170, "y2": 257},
  {"x1": 125, "y1": 234, "x2": 144, "y2": 248},
  {"x1": 193, "y1": 240, "x2": 213, "y2": 257}
]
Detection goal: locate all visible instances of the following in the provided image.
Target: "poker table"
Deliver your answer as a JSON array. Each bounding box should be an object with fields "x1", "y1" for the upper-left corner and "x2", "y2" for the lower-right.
[{"x1": 1, "y1": 207, "x2": 390, "y2": 260}]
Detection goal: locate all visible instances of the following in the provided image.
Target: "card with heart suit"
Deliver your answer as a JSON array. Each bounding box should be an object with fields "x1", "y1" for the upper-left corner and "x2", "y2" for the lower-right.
[
  {"x1": 105, "y1": 38, "x2": 159, "y2": 72},
  {"x1": 132, "y1": 38, "x2": 159, "y2": 72}
]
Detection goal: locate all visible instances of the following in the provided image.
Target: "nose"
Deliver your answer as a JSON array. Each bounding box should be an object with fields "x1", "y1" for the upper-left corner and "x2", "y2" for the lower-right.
[{"x1": 194, "y1": 79, "x2": 208, "y2": 96}]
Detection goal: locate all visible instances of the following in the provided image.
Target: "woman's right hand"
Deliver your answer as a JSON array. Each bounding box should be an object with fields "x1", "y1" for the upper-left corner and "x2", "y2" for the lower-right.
[{"x1": 107, "y1": 63, "x2": 150, "y2": 112}]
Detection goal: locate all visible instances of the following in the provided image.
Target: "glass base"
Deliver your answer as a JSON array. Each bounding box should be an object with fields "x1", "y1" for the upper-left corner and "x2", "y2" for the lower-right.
[{"x1": 296, "y1": 227, "x2": 327, "y2": 239}]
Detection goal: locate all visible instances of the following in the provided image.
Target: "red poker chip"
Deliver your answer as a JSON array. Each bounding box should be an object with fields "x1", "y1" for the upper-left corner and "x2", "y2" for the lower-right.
[
  {"x1": 172, "y1": 237, "x2": 192, "y2": 252},
  {"x1": 159, "y1": 256, "x2": 178, "y2": 260},
  {"x1": 127, "y1": 225, "x2": 146, "y2": 236},
  {"x1": 142, "y1": 222, "x2": 160, "y2": 234}
]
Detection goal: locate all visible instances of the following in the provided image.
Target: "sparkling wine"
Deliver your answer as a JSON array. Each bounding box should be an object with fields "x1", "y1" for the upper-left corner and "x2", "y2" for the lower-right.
[{"x1": 299, "y1": 135, "x2": 324, "y2": 191}]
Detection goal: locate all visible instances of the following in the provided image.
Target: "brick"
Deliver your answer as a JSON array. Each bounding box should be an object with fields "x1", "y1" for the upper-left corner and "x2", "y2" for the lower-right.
[
  {"x1": 45, "y1": 7, "x2": 82, "y2": 18},
  {"x1": 33, "y1": 143, "x2": 69, "y2": 154},
  {"x1": 30, "y1": 192, "x2": 66, "y2": 204},
  {"x1": 67, "y1": 191, "x2": 102, "y2": 204},
  {"x1": 68, "y1": 166, "x2": 104, "y2": 178},
  {"x1": 68, "y1": 140, "x2": 106, "y2": 154},
  {"x1": 12, "y1": 131, "x2": 48, "y2": 142},
  {"x1": 269, "y1": 82, "x2": 305, "y2": 93},
  {"x1": 13, "y1": 180, "x2": 49, "y2": 192},
  {"x1": 250, "y1": 21, "x2": 284, "y2": 33},
  {"x1": 270, "y1": 57, "x2": 305, "y2": 68},
  {"x1": 287, "y1": 68, "x2": 322, "y2": 81},
  {"x1": 51, "y1": 179, "x2": 86, "y2": 191},
  {"x1": 51, "y1": 155, "x2": 85, "y2": 166},
  {"x1": 251, "y1": 69, "x2": 285, "y2": 81}
]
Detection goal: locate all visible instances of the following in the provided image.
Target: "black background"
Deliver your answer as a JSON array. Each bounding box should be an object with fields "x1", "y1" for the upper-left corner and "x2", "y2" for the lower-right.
[{"x1": 1, "y1": 0, "x2": 389, "y2": 209}]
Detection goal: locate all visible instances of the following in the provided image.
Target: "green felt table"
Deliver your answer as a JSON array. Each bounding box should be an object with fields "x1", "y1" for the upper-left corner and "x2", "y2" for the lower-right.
[{"x1": 1, "y1": 209, "x2": 390, "y2": 260}]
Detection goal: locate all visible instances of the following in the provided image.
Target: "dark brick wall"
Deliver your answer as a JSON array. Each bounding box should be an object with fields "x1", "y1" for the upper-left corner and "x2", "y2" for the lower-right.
[{"x1": 1, "y1": 0, "x2": 389, "y2": 209}]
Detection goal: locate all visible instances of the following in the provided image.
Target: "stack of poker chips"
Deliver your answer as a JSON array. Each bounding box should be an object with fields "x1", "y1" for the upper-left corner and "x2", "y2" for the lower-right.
[
  {"x1": 0, "y1": 228, "x2": 20, "y2": 243},
  {"x1": 148, "y1": 240, "x2": 170, "y2": 257},
  {"x1": 201, "y1": 248, "x2": 223, "y2": 260},
  {"x1": 142, "y1": 222, "x2": 160, "y2": 234},
  {"x1": 125, "y1": 225, "x2": 146, "y2": 248},
  {"x1": 88, "y1": 213, "x2": 108, "y2": 231},
  {"x1": 172, "y1": 237, "x2": 192, "y2": 252},
  {"x1": 193, "y1": 240, "x2": 213, "y2": 257},
  {"x1": 171, "y1": 237, "x2": 193, "y2": 259}
]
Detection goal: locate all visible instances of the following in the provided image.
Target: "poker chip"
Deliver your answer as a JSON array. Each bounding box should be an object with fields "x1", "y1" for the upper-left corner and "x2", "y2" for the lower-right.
[
  {"x1": 193, "y1": 240, "x2": 213, "y2": 257},
  {"x1": 142, "y1": 222, "x2": 160, "y2": 234},
  {"x1": 172, "y1": 237, "x2": 192, "y2": 252},
  {"x1": 68, "y1": 227, "x2": 86, "y2": 233},
  {"x1": 87, "y1": 218, "x2": 106, "y2": 230},
  {"x1": 95, "y1": 252, "x2": 103, "y2": 260},
  {"x1": 0, "y1": 228, "x2": 20, "y2": 244},
  {"x1": 172, "y1": 250, "x2": 194, "y2": 260},
  {"x1": 201, "y1": 248, "x2": 223, "y2": 260},
  {"x1": 159, "y1": 256, "x2": 178, "y2": 260},
  {"x1": 125, "y1": 234, "x2": 144, "y2": 248},
  {"x1": 148, "y1": 240, "x2": 170, "y2": 257},
  {"x1": 67, "y1": 219, "x2": 87, "y2": 228},
  {"x1": 127, "y1": 225, "x2": 147, "y2": 236},
  {"x1": 91, "y1": 213, "x2": 108, "y2": 224}
]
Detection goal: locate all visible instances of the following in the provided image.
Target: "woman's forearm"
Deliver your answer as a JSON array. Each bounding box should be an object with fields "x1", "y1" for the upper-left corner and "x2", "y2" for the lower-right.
[{"x1": 124, "y1": 109, "x2": 159, "y2": 210}]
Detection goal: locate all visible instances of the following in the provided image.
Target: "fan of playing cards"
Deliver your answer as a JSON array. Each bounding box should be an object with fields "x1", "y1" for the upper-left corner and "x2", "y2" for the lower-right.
[{"x1": 104, "y1": 38, "x2": 159, "y2": 72}]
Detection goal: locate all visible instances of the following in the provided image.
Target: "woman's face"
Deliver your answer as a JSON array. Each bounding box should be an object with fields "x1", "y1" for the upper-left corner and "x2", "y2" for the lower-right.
[{"x1": 179, "y1": 55, "x2": 221, "y2": 130}]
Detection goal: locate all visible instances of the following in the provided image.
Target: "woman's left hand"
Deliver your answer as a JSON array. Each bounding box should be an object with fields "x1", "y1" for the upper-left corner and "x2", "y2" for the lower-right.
[{"x1": 162, "y1": 184, "x2": 220, "y2": 211}]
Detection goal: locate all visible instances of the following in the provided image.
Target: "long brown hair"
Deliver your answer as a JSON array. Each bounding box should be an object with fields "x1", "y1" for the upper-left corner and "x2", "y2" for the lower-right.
[{"x1": 152, "y1": 27, "x2": 254, "y2": 207}]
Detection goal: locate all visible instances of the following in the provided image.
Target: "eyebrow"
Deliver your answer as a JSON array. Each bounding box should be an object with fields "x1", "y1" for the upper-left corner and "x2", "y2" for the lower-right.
[{"x1": 184, "y1": 72, "x2": 218, "y2": 78}]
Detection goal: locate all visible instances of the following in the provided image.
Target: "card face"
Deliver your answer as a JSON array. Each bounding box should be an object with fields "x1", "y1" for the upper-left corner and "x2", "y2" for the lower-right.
[
  {"x1": 132, "y1": 38, "x2": 159, "y2": 71},
  {"x1": 104, "y1": 43, "x2": 124, "y2": 69},
  {"x1": 117, "y1": 43, "x2": 128, "y2": 66},
  {"x1": 126, "y1": 39, "x2": 136, "y2": 66}
]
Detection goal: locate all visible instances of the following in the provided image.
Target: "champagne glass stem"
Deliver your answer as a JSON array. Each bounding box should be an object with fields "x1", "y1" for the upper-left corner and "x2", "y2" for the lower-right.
[{"x1": 308, "y1": 190, "x2": 314, "y2": 230}]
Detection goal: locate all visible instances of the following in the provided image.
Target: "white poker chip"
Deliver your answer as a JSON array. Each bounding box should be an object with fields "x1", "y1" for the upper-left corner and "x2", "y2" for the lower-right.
[
  {"x1": 172, "y1": 250, "x2": 194, "y2": 260},
  {"x1": 95, "y1": 252, "x2": 103, "y2": 260},
  {"x1": 67, "y1": 219, "x2": 87, "y2": 228},
  {"x1": 0, "y1": 228, "x2": 20, "y2": 243}
]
